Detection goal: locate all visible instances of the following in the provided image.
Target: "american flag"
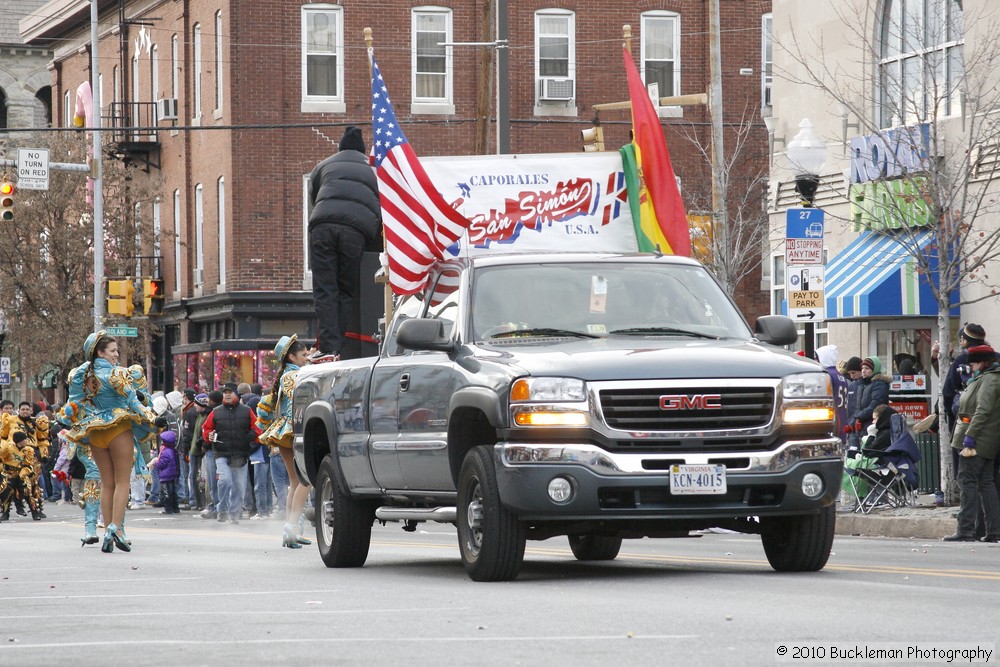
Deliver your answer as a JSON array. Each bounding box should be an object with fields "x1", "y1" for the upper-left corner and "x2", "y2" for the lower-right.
[{"x1": 370, "y1": 50, "x2": 472, "y2": 295}]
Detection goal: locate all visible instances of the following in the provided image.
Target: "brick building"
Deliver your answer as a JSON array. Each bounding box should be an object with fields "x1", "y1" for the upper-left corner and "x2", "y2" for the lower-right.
[{"x1": 21, "y1": 0, "x2": 772, "y2": 392}]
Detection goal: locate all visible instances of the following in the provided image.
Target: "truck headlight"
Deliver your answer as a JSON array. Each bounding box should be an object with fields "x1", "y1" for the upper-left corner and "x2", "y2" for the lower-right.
[
  {"x1": 510, "y1": 377, "x2": 589, "y2": 427},
  {"x1": 511, "y1": 377, "x2": 587, "y2": 402},
  {"x1": 782, "y1": 372, "x2": 831, "y2": 399}
]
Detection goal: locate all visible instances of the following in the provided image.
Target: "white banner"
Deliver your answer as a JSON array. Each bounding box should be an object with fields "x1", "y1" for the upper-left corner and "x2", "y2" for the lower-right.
[{"x1": 421, "y1": 152, "x2": 638, "y2": 255}]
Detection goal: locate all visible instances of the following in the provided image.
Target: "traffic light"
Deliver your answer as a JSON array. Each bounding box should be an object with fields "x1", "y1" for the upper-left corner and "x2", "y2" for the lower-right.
[
  {"x1": 107, "y1": 279, "x2": 135, "y2": 317},
  {"x1": 143, "y1": 277, "x2": 165, "y2": 315},
  {"x1": 1, "y1": 181, "x2": 14, "y2": 222},
  {"x1": 581, "y1": 124, "x2": 605, "y2": 152}
]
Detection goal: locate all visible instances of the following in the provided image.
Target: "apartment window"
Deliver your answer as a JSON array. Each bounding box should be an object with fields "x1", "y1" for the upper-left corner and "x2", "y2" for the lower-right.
[
  {"x1": 534, "y1": 9, "x2": 575, "y2": 109},
  {"x1": 641, "y1": 11, "x2": 680, "y2": 99},
  {"x1": 217, "y1": 177, "x2": 226, "y2": 288},
  {"x1": 195, "y1": 183, "x2": 204, "y2": 288},
  {"x1": 113, "y1": 66, "x2": 120, "y2": 107},
  {"x1": 132, "y1": 52, "x2": 141, "y2": 134},
  {"x1": 171, "y1": 34, "x2": 179, "y2": 99},
  {"x1": 193, "y1": 23, "x2": 202, "y2": 120},
  {"x1": 412, "y1": 7, "x2": 453, "y2": 113},
  {"x1": 215, "y1": 10, "x2": 224, "y2": 112},
  {"x1": 63, "y1": 91, "x2": 71, "y2": 127},
  {"x1": 879, "y1": 0, "x2": 964, "y2": 127},
  {"x1": 301, "y1": 5, "x2": 345, "y2": 112},
  {"x1": 152, "y1": 197, "x2": 161, "y2": 258},
  {"x1": 173, "y1": 189, "x2": 182, "y2": 293},
  {"x1": 134, "y1": 202, "x2": 143, "y2": 276},
  {"x1": 151, "y1": 44, "x2": 159, "y2": 104},
  {"x1": 762, "y1": 13, "x2": 773, "y2": 108}
]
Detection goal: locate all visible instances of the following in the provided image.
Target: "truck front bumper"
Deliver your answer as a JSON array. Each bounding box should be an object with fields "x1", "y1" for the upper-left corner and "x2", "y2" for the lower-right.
[{"x1": 494, "y1": 438, "x2": 842, "y2": 521}]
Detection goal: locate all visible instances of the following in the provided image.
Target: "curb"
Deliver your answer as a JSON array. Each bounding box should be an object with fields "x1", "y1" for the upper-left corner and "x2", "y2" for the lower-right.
[{"x1": 835, "y1": 511, "x2": 956, "y2": 540}]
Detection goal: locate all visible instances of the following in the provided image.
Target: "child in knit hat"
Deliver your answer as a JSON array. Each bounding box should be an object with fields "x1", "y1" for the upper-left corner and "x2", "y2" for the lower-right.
[{"x1": 150, "y1": 431, "x2": 181, "y2": 514}]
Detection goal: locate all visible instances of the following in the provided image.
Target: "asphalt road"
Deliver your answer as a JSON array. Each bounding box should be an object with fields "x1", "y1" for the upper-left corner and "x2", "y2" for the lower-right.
[{"x1": 1, "y1": 503, "x2": 997, "y2": 666}]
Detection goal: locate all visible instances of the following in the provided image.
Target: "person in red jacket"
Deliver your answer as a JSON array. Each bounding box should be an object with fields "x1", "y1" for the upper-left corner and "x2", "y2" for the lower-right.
[{"x1": 201, "y1": 383, "x2": 261, "y2": 524}]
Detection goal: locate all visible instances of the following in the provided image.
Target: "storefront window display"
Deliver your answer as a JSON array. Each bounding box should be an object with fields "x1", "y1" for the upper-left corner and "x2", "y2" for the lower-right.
[
  {"x1": 197, "y1": 351, "x2": 214, "y2": 391},
  {"x1": 186, "y1": 354, "x2": 202, "y2": 391},
  {"x1": 173, "y1": 354, "x2": 188, "y2": 391},
  {"x1": 876, "y1": 326, "x2": 933, "y2": 422},
  {"x1": 257, "y1": 349, "x2": 279, "y2": 389},
  {"x1": 215, "y1": 350, "x2": 256, "y2": 387}
]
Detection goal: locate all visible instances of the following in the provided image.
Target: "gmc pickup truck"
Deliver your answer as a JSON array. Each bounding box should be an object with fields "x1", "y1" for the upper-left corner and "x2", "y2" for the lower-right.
[{"x1": 293, "y1": 252, "x2": 842, "y2": 581}]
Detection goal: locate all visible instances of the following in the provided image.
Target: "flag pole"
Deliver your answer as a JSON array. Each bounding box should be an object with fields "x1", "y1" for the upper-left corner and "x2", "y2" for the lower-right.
[{"x1": 364, "y1": 27, "x2": 394, "y2": 335}]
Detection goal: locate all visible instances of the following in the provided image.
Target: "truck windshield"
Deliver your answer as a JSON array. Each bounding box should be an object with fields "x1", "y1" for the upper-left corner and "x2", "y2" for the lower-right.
[{"x1": 470, "y1": 261, "x2": 752, "y2": 341}]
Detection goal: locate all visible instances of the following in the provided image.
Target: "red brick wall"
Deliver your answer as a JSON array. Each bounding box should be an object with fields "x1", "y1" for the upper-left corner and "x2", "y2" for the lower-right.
[{"x1": 47, "y1": 0, "x2": 771, "y2": 321}]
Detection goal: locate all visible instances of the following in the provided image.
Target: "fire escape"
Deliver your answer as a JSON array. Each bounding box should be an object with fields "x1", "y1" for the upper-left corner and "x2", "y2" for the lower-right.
[{"x1": 103, "y1": 1, "x2": 161, "y2": 172}]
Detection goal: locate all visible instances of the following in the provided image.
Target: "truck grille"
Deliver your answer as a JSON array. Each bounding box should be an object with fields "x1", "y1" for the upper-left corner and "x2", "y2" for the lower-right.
[{"x1": 599, "y1": 386, "x2": 774, "y2": 431}]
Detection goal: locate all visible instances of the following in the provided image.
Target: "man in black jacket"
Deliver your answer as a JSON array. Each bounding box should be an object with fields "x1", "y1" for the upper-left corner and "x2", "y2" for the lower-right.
[
  {"x1": 201, "y1": 383, "x2": 261, "y2": 524},
  {"x1": 307, "y1": 125, "x2": 382, "y2": 362}
]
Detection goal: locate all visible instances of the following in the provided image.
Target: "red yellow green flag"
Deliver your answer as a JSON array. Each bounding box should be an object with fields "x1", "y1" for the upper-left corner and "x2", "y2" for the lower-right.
[{"x1": 619, "y1": 47, "x2": 691, "y2": 256}]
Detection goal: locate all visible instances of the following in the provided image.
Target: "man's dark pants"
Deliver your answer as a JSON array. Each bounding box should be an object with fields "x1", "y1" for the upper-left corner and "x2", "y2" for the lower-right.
[
  {"x1": 309, "y1": 224, "x2": 366, "y2": 355},
  {"x1": 956, "y1": 454, "x2": 1000, "y2": 537}
]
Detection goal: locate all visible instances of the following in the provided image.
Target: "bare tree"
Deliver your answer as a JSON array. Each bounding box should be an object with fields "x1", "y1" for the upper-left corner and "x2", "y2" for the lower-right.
[
  {"x1": 677, "y1": 104, "x2": 777, "y2": 303},
  {"x1": 776, "y1": 0, "x2": 1000, "y2": 499},
  {"x1": 0, "y1": 132, "x2": 163, "y2": 403}
]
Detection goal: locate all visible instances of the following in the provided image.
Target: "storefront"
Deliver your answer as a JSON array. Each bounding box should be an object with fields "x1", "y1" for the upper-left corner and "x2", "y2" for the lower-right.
[
  {"x1": 824, "y1": 228, "x2": 958, "y2": 421},
  {"x1": 169, "y1": 343, "x2": 282, "y2": 393}
]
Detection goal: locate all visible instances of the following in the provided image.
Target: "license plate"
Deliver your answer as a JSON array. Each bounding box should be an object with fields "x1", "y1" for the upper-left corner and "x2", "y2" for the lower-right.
[{"x1": 669, "y1": 464, "x2": 727, "y2": 495}]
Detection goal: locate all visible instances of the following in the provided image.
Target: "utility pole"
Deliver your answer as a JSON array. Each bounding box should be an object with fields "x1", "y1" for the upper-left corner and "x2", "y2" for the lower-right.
[
  {"x1": 708, "y1": 0, "x2": 728, "y2": 293},
  {"x1": 91, "y1": 0, "x2": 105, "y2": 332},
  {"x1": 496, "y1": 0, "x2": 509, "y2": 153}
]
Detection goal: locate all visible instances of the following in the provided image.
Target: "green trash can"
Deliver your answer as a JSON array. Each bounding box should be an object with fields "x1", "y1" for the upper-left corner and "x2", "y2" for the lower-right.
[{"x1": 915, "y1": 433, "x2": 941, "y2": 494}]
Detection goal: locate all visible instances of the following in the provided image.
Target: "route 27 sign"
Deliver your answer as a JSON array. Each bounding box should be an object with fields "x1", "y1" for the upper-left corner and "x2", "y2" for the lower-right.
[{"x1": 785, "y1": 208, "x2": 825, "y2": 265}]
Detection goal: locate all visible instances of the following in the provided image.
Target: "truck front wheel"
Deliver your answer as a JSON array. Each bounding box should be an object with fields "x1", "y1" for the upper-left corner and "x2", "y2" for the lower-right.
[
  {"x1": 568, "y1": 534, "x2": 623, "y2": 561},
  {"x1": 457, "y1": 445, "x2": 526, "y2": 581},
  {"x1": 760, "y1": 504, "x2": 835, "y2": 572},
  {"x1": 316, "y1": 454, "x2": 375, "y2": 568}
]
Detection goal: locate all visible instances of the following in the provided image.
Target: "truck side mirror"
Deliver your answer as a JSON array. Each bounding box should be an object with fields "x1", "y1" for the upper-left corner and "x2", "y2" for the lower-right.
[
  {"x1": 396, "y1": 318, "x2": 455, "y2": 352},
  {"x1": 754, "y1": 315, "x2": 799, "y2": 346}
]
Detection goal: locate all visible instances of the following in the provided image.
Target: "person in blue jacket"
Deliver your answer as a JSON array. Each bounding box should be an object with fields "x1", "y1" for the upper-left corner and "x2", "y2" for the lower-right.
[
  {"x1": 847, "y1": 356, "x2": 891, "y2": 439},
  {"x1": 60, "y1": 331, "x2": 155, "y2": 553}
]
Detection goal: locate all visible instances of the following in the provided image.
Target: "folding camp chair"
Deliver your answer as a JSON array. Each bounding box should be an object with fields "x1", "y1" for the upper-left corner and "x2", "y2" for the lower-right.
[{"x1": 851, "y1": 431, "x2": 921, "y2": 514}]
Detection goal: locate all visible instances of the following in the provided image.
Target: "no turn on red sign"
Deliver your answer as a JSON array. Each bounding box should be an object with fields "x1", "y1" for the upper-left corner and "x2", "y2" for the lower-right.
[{"x1": 17, "y1": 148, "x2": 50, "y2": 190}]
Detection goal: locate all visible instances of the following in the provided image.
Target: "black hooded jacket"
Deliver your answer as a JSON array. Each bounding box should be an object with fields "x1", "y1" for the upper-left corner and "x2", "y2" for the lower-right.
[{"x1": 308, "y1": 150, "x2": 382, "y2": 242}]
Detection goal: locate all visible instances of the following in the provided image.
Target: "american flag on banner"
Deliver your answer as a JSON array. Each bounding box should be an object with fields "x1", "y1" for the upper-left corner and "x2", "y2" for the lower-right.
[{"x1": 369, "y1": 49, "x2": 472, "y2": 295}]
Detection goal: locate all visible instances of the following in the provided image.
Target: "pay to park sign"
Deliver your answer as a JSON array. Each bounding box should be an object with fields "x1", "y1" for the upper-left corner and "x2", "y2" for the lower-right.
[
  {"x1": 785, "y1": 208, "x2": 826, "y2": 322},
  {"x1": 17, "y1": 148, "x2": 49, "y2": 190}
]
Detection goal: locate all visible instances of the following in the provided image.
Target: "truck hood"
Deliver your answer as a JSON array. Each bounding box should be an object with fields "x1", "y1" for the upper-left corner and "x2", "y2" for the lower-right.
[{"x1": 473, "y1": 337, "x2": 820, "y2": 381}]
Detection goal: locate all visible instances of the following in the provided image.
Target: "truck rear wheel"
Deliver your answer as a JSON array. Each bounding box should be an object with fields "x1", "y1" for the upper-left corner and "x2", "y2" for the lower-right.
[
  {"x1": 316, "y1": 454, "x2": 375, "y2": 568},
  {"x1": 457, "y1": 445, "x2": 526, "y2": 581},
  {"x1": 568, "y1": 534, "x2": 623, "y2": 561},
  {"x1": 760, "y1": 504, "x2": 835, "y2": 572}
]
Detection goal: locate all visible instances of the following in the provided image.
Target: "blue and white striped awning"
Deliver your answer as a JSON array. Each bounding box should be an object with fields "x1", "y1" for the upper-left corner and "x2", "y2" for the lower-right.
[{"x1": 824, "y1": 230, "x2": 943, "y2": 319}]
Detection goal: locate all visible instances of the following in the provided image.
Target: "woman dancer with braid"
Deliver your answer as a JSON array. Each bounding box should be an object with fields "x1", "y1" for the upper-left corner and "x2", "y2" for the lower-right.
[
  {"x1": 59, "y1": 332, "x2": 155, "y2": 553},
  {"x1": 256, "y1": 335, "x2": 313, "y2": 548}
]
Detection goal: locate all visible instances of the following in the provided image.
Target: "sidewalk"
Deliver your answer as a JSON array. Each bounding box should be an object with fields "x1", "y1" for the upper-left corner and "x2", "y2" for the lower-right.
[{"x1": 835, "y1": 495, "x2": 957, "y2": 540}]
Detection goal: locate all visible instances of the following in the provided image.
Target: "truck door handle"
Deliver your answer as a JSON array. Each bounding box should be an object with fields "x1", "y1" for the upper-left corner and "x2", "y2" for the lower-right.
[{"x1": 399, "y1": 373, "x2": 410, "y2": 392}]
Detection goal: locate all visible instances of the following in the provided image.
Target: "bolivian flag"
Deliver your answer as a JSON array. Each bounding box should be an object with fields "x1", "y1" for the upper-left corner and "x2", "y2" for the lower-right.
[{"x1": 619, "y1": 48, "x2": 691, "y2": 256}]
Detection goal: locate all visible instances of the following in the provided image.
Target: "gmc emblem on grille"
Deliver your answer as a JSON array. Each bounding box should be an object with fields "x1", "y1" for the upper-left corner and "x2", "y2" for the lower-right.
[{"x1": 659, "y1": 394, "x2": 723, "y2": 410}]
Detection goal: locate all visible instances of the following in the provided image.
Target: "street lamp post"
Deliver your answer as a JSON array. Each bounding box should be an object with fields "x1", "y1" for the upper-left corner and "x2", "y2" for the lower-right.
[{"x1": 786, "y1": 118, "x2": 827, "y2": 359}]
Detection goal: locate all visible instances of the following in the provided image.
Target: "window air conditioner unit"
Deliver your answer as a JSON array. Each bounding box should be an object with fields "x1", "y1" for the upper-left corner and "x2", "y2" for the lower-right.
[
  {"x1": 539, "y1": 77, "x2": 574, "y2": 101},
  {"x1": 157, "y1": 98, "x2": 179, "y2": 121}
]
